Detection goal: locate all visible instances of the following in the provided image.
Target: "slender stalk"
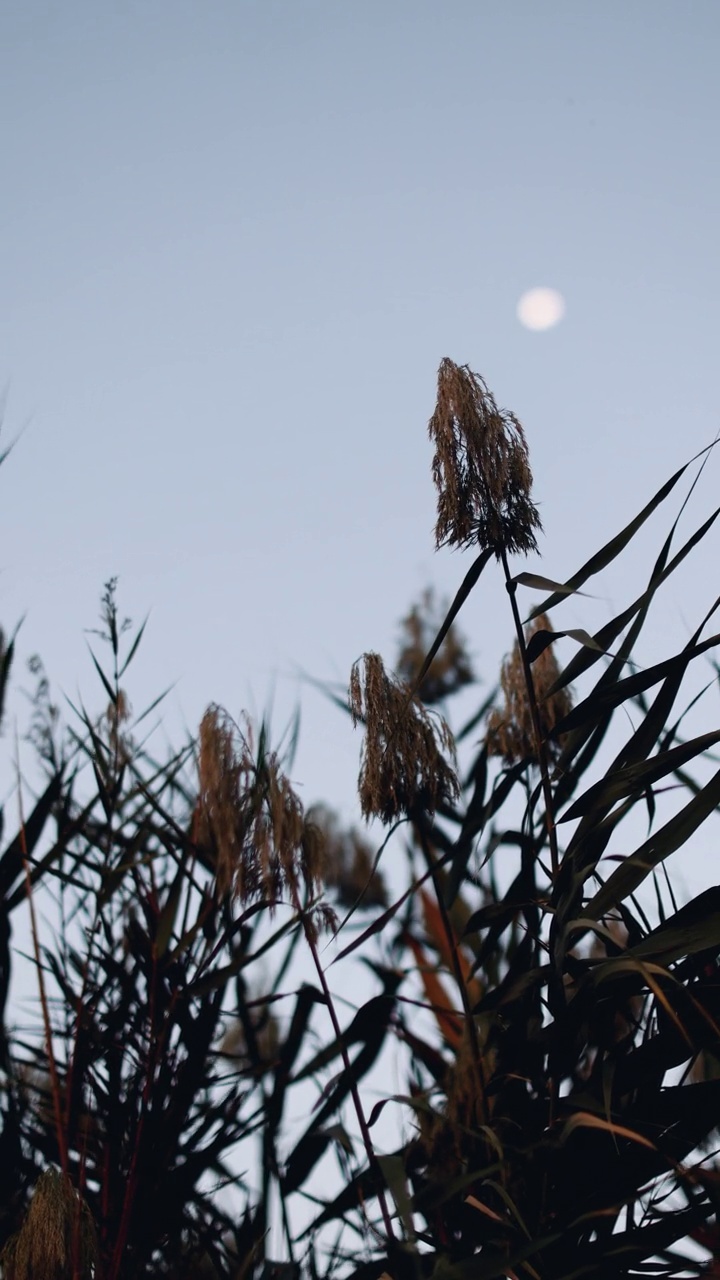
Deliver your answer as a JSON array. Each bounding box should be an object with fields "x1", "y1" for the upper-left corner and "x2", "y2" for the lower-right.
[
  {"x1": 500, "y1": 548, "x2": 560, "y2": 879},
  {"x1": 62, "y1": 908, "x2": 102, "y2": 1169},
  {"x1": 15, "y1": 744, "x2": 69, "y2": 1175},
  {"x1": 107, "y1": 950, "x2": 158, "y2": 1280},
  {"x1": 263, "y1": 1124, "x2": 296, "y2": 1268},
  {"x1": 107, "y1": 875, "x2": 173, "y2": 1280},
  {"x1": 499, "y1": 552, "x2": 563, "y2": 1236},
  {"x1": 414, "y1": 817, "x2": 487, "y2": 1125},
  {"x1": 292, "y1": 889, "x2": 396, "y2": 1245}
]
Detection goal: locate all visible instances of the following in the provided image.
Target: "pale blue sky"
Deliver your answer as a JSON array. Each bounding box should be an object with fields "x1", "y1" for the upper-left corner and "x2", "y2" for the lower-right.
[
  {"x1": 4, "y1": 5, "x2": 720, "y2": 1253},
  {"x1": 2, "y1": 1, "x2": 720, "y2": 831}
]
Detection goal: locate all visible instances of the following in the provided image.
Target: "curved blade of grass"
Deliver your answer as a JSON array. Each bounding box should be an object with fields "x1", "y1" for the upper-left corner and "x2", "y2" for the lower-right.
[
  {"x1": 156, "y1": 856, "x2": 188, "y2": 956},
  {"x1": 553, "y1": 631, "x2": 720, "y2": 737},
  {"x1": 627, "y1": 886, "x2": 720, "y2": 966},
  {"x1": 547, "y1": 505, "x2": 720, "y2": 699},
  {"x1": 267, "y1": 983, "x2": 326, "y2": 1135},
  {"x1": 86, "y1": 644, "x2": 117, "y2": 705},
  {"x1": 0, "y1": 627, "x2": 17, "y2": 733},
  {"x1": 560, "y1": 730, "x2": 720, "y2": 823},
  {"x1": 528, "y1": 457, "x2": 702, "y2": 621},
  {"x1": 588, "y1": 764, "x2": 720, "y2": 917},
  {"x1": 119, "y1": 615, "x2": 149, "y2": 677},
  {"x1": 294, "y1": 986, "x2": 398, "y2": 1080},
  {"x1": 406, "y1": 547, "x2": 493, "y2": 701},
  {"x1": 526, "y1": 627, "x2": 608, "y2": 665},
  {"x1": 512, "y1": 571, "x2": 589, "y2": 597},
  {"x1": 0, "y1": 771, "x2": 63, "y2": 898},
  {"x1": 559, "y1": 1110, "x2": 657, "y2": 1152},
  {"x1": 283, "y1": 1125, "x2": 353, "y2": 1196}
]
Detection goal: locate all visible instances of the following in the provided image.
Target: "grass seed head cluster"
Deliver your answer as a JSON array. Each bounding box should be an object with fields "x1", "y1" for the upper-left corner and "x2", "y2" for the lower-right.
[
  {"x1": 3, "y1": 356, "x2": 720, "y2": 1280},
  {"x1": 196, "y1": 705, "x2": 325, "y2": 911},
  {"x1": 1, "y1": 1169, "x2": 97, "y2": 1280},
  {"x1": 486, "y1": 613, "x2": 572, "y2": 763},
  {"x1": 349, "y1": 652, "x2": 459, "y2": 822},
  {"x1": 428, "y1": 356, "x2": 542, "y2": 556}
]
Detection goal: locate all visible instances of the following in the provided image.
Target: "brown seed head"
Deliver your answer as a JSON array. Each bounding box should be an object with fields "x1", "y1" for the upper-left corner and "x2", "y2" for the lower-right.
[
  {"x1": 486, "y1": 615, "x2": 572, "y2": 764},
  {"x1": 308, "y1": 803, "x2": 388, "y2": 908},
  {"x1": 428, "y1": 357, "x2": 542, "y2": 556},
  {"x1": 1, "y1": 1168, "x2": 97, "y2": 1280},
  {"x1": 414, "y1": 1029, "x2": 487, "y2": 1183},
  {"x1": 196, "y1": 706, "x2": 326, "y2": 913},
  {"x1": 349, "y1": 652, "x2": 459, "y2": 823},
  {"x1": 396, "y1": 587, "x2": 475, "y2": 705}
]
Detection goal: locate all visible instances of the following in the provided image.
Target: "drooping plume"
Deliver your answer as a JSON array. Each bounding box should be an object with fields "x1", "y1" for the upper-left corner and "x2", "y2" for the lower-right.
[
  {"x1": 195, "y1": 707, "x2": 327, "y2": 920},
  {"x1": 486, "y1": 615, "x2": 572, "y2": 764},
  {"x1": 396, "y1": 586, "x2": 475, "y2": 705},
  {"x1": 428, "y1": 358, "x2": 542, "y2": 556},
  {"x1": 1, "y1": 1168, "x2": 97, "y2": 1280},
  {"x1": 349, "y1": 652, "x2": 459, "y2": 823}
]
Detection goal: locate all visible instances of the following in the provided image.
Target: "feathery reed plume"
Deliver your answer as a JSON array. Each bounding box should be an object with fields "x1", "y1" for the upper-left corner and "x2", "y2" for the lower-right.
[
  {"x1": 349, "y1": 653, "x2": 459, "y2": 823},
  {"x1": 195, "y1": 706, "x2": 325, "y2": 913},
  {"x1": 486, "y1": 615, "x2": 571, "y2": 764},
  {"x1": 1, "y1": 1168, "x2": 97, "y2": 1280},
  {"x1": 308, "y1": 802, "x2": 388, "y2": 908},
  {"x1": 428, "y1": 357, "x2": 542, "y2": 556},
  {"x1": 197, "y1": 716, "x2": 394, "y2": 1237},
  {"x1": 412, "y1": 1030, "x2": 488, "y2": 1185},
  {"x1": 396, "y1": 586, "x2": 475, "y2": 705}
]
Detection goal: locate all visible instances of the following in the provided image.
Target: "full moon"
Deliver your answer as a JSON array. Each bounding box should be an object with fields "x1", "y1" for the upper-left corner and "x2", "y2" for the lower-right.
[{"x1": 517, "y1": 287, "x2": 566, "y2": 331}]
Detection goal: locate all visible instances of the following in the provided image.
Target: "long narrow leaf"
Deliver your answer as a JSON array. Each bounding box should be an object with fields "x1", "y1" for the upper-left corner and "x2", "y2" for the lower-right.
[
  {"x1": 547, "y1": 505, "x2": 720, "y2": 699},
  {"x1": 528, "y1": 458, "x2": 697, "y2": 620},
  {"x1": 408, "y1": 547, "x2": 493, "y2": 700},
  {"x1": 588, "y1": 765, "x2": 720, "y2": 916},
  {"x1": 554, "y1": 632, "x2": 720, "y2": 737},
  {"x1": 560, "y1": 730, "x2": 720, "y2": 823}
]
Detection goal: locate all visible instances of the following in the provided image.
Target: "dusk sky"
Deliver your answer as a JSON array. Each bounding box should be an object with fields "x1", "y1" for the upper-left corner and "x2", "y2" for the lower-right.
[{"x1": 2, "y1": 2, "x2": 720, "y2": 869}]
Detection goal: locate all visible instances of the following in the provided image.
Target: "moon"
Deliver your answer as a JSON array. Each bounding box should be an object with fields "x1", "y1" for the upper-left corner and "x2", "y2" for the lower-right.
[{"x1": 517, "y1": 287, "x2": 566, "y2": 332}]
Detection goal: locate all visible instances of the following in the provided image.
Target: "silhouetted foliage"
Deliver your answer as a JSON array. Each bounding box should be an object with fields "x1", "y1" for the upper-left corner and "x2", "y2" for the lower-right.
[{"x1": 2, "y1": 360, "x2": 720, "y2": 1279}]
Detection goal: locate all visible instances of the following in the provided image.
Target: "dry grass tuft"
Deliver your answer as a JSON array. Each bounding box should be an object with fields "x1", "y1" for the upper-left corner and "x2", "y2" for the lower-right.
[
  {"x1": 412, "y1": 1030, "x2": 488, "y2": 1184},
  {"x1": 428, "y1": 357, "x2": 542, "y2": 556},
  {"x1": 1, "y1": 1167, "x2": 97, "y2": 1280},
  {"x1": 308, "y1": 803, "x2": 388, "y2": 908},
  {"x1": 349, "y1": 653, "x2": 459, "y2": 823},
  {"x1": 396, "y1": 587, "x2": 475, "y2": 705},
  {"x1": 195, "y1": 707, "x2": 326, "y2": 915},
  {"x1": 486, "y1": 615, "x2": 572, "y2": 764}
]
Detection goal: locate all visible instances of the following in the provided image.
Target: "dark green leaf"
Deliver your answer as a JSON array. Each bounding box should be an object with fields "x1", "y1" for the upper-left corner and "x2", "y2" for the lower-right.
[
  {"x1": 554, "y1": 631, "x2": 720, "y2": 737},
  {"x1": 0, "y1": 771, "x2": 63, "y2": 898},
  {"x1": 119, "y1": 615, "x2": 149, "y2": 677},
  {"x1": 528, "y1": 459, "x2": 697, "y2": 620},
  {"x1": 560, "y1": 730, "x2": 720, "y2": 823},
  {"x1": 86, "y1": 644, "x2": 117, "y2": 704},
  {"x1": 588, "y1": 765, "x2": 720, "y2": 916},
  {"x1": 407, "y1": 548, "x2": 493, "y2": 701}
]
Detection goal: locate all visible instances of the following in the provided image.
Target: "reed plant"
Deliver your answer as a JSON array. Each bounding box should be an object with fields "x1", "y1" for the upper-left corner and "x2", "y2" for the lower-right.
[{"x1": 1, "y1": 360, "x2": 720, "y2": 1278}]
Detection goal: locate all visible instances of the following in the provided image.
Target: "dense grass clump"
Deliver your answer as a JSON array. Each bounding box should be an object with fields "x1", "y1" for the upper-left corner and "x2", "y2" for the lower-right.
[{"x1": 1, "y1": 360, "x2": 720, "y2": 1279}]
